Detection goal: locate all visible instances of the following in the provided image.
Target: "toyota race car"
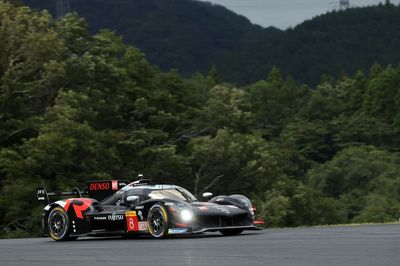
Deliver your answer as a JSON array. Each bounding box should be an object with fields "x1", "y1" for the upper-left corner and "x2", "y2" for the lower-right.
[{"x1": 36, "y1": 178, "x2": 264, "y2": 241}]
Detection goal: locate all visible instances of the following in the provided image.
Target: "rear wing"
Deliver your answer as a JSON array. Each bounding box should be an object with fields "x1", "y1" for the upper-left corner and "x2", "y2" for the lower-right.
[
  {"x1": 36, "y1": 180, "x2": 130, "y2": 204},
  {"x1": 36, "y1": 187, "x2": 84, "y2": 204}
]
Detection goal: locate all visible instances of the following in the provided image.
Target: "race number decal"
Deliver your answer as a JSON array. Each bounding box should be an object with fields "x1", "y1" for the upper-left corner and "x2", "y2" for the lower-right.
[{"x1": 125, "y1": 211, "x2": 139, "y2": 231}]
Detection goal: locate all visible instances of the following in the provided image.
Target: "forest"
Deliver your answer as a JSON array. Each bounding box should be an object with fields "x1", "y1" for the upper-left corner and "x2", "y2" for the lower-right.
[
  {"x1": 1, "y1": 2, "x2": 400, "y2": 238},
  {"x1": 217, "y1": 1, "x2": 400, "y2": 86},
  {"x1": 23, "y1": 0, "x2": 279, "y2": 75},
  {"x1": 23, "y1": 0, "x2": 400, "y2": 87}
]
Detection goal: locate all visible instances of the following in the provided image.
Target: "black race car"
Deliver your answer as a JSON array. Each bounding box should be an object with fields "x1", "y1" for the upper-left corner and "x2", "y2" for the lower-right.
[{"x1": 36, "y1": 178, "x2": 264, "y2": 241}]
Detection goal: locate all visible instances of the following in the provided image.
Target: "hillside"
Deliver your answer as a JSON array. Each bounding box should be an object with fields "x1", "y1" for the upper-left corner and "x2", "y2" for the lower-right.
[
  {"x1": 217, "y1": 3, "x2": 400, "y2": 86},
  {"x1": 23, "y1": 1, "x2": 400, "y2": 86},
  {"x1": 23, "y1": 0, "x2": 280, "y2": 74}
]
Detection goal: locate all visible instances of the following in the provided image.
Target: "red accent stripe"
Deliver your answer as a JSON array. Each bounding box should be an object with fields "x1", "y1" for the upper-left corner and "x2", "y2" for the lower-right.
[
  {"x1": 62, "y1": 198, "x2": 94, "y2": 219},
  {"x1": 63, "y1": 200, "x2": 72, "y2": 212},
  {"x1": 175, "y1": 223, "x2": 188, "y2": 228}
]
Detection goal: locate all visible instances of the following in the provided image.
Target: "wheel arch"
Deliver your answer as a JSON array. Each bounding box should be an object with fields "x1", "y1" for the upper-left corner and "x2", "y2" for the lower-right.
[
  {"x1": 146, "y1": 202, "x2": 170, "y2": 238},
  {"x1": 47, "y1": 206, "x2": 72, "y2": 241},
  {"x1": 42, "y1": 202, "x2": 66, "y2": 235},
  {"x1": 209, "y1": 194, "x2": 251, "y2": 209}
]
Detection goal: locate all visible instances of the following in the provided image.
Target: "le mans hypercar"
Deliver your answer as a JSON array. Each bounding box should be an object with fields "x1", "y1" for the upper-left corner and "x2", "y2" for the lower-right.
[{"x1": 36, "y1": 178, "x2": 264, "y2": 241}]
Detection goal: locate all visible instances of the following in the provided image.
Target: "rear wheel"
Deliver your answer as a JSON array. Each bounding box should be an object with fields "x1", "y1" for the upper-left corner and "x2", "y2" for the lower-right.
[
  {"x1": 147, "y1": 204, "x2": 168, "y2": 238},
  {"x1": 220, "y1": 229, "x2": 243, "y2": 236},
  {"x1": 48, "y1": 207, "x2": 75, "y2": 241}
]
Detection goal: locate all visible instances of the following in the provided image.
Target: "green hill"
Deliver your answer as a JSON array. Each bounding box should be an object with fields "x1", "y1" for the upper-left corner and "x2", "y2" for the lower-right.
[
  {"x1": 217, "y1": 3, "x2": 400, "y2": 86},
  {"x1": 22, "y1": 1, "x2": 400, "y2": 86},
  {"x1": 23, "y1": 0, "x2": 280, "y2": 74}
]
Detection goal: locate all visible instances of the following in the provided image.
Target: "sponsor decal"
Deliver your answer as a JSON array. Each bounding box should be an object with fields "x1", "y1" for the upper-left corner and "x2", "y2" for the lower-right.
[
  {"x1": 154, "y1": 185, "x2": 173, "y2": 189},
  {"x1": 93, "y1": 216, "x2": 107, "y2": 221},
  {"x1": 89, "y1": 182, "x2": 110, "y2": 191},
  {"x1": 112, "y1": 180, "x2": 118, "y2": 190},
  {"x1": 138, "y1": 221, "x2": 148, "y2": 231},
  {"x1": 37, "y1": 189, "x2": 47, "y2": 201},
  {"x1": 119, "y1": 181, "x2": 128, "y2": 187},
  {"x1": 168, "y1": 228, "x2": 188, "y2": 234},
  {"x1": 164, "y1": 202, "x2": 174, "y2": 206},
  {"x1": 108, "y1": 214, "x2": 124, "y2": 221},
  {"x1": 135, "y1": 206, "x2": 144, "y2": 210},
  {"x1": 125, "y1": 211, "x2": 138, "y2": 231}
]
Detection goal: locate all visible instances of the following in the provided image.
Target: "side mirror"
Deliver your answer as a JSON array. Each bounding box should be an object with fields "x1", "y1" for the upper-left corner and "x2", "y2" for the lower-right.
[
  {"x1": 126, "y1": 195, "x2": 139, "y2": 205},
  {"x1": 202, "y1": 192, "x2": 213, "y2": 199}
]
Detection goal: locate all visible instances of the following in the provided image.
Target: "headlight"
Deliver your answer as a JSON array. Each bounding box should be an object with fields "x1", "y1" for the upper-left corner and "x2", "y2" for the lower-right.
[{"x1": 180, "y1": 209, "x2": 193, "y2": 222}]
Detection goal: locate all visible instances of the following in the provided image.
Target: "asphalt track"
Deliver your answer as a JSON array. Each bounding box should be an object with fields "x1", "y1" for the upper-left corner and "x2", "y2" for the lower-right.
[{"x1": 0, "y1": 224, "x2": 399, "y2": 266}]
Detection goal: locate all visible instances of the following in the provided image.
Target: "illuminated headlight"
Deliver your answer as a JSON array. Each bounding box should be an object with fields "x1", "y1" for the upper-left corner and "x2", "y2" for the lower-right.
[{"x1": 180, "y1": 209, "x2": 193, "y2": 222}]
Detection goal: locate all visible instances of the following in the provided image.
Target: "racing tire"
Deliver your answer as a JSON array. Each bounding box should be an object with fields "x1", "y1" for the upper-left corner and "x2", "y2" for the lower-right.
[
  {"x1": 219, "y1": 229, "x2": 243, "y2": 236},
  {"x1": 147, "y1": 204, "x2": 169, "y2": 238},
  {"x1": 48, "y1": 207, "x2": 75, "y2": 241}
]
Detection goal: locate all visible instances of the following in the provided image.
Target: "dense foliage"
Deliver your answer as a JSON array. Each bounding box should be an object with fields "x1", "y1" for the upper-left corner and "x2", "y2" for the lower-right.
[
  {"x1": 218, "y1": 2, "x2": 400, "y2": 86},
  {"x1": 23, "y1": 1, "x2": 400, "y2": 87},
  {"x1": 1, "y1": 2, "x2": 400, "y2": 238},
  {"x1": 23, "y1": 0, "x2": 279, "y2": 75}
]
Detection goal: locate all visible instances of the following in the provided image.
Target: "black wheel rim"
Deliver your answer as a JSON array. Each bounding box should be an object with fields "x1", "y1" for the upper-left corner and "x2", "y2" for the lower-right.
[
  {"x1": 49, "y1": 210, "x2": 67, "y2": 238},
  {"x1": 148, "y1": 208, "x2": 165, "y2": 237}
]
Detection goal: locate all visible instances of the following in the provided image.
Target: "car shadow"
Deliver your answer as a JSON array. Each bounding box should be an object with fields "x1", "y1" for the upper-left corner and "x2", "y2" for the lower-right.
[{"x1": 57, "y1": 231, "x2": 261, "y2": 242}]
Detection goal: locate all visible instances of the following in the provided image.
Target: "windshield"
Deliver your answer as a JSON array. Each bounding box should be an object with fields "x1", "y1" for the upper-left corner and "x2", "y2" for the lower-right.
[{"x1": 148, "y1": 188, "x2": 197, "y2": 202}]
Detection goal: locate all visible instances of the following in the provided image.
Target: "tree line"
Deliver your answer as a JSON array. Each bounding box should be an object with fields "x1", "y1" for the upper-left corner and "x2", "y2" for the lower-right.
[
  {"x1": 1, "y1": 2, "x2": 400, "y2": 238},
  {"x1": 217, "y1": 2, "x2": 400, "y2": 86},
  {"x1": 23, "y1": 0, "x2": 279, "y2": 76}
]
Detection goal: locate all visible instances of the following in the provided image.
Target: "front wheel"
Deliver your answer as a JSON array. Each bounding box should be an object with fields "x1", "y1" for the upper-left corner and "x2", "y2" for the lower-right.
[
  {"x1": 220, "y1": 229, "x2": 243, "y2": 236},
  {"x1": 147, "y1": 204, "x2": 169, "y2": 238},
  {"x1": 48, "y1": 207, "x2": 75, "y2": 241}
]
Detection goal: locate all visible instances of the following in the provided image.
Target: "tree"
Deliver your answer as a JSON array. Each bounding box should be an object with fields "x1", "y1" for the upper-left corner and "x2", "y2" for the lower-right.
[
  {"x1": 188, "y1": 129, "x2": 281, "y2": 197},
  {"x1": 332, "y1": 113, "x2": 399, "y2": 149},
  {"x1": 273, "y1": 119, "x2": 336, "y2": 179},
  {"x1": 198, "y1": 85, "x2": 254, "y2": 135},
  {"x1": 363, "y1": 66, "x2": 400, "y2": 121},
  {"x1": 0, "y1": 2, "x2": 68, "y2": 147},
  {"x1": 247, "y1": 67, "x2": 310, "y2": 138},
  {"x1": 306, "y1": 146, "x2": 400, "y2": 223}
]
